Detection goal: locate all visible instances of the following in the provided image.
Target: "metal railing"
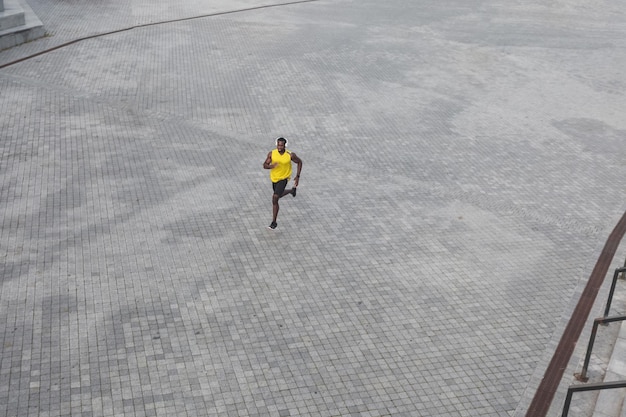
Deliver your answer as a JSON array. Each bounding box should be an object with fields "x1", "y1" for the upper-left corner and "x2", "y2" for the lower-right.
[
  {"x1": 603, "y1": 267, "x2": 626, "y2": 318},
  {"x1": 561, "y1": 266, "x2": 626, "y2": 416},
  {"x1": 575, "y1": 267, "x2": 626, "y2": 382},
  {"x1": 561, "y1": 381, "x2": 626, "y2": 417},
  {"x1": 575, "y1": 314, "x2": 626, "y2": 382}
]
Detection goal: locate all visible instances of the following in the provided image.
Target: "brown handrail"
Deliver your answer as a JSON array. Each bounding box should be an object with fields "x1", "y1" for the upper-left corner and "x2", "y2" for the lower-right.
[{"x1": 525, "y1": 210, "x2": 626, "y2": 417}]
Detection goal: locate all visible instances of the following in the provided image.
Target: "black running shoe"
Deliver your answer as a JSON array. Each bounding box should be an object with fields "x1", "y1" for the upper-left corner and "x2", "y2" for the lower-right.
[
  {"x1": 292, "y1": 188, "x2": 297, "y2": 197},
  {"x1": 268, "y1": 222, "x2": 277, "y2": 230}
]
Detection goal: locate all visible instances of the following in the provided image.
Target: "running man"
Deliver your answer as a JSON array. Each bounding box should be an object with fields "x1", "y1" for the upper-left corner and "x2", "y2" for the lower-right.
[{"x1": 263, "y1": 137, "x2": 303, "y2": 230}]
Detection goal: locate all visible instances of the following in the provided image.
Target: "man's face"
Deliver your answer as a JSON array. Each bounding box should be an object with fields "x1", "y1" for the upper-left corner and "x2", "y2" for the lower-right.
[{"x1": 276, "y1": 140, "x2": 286, "y2": 153}]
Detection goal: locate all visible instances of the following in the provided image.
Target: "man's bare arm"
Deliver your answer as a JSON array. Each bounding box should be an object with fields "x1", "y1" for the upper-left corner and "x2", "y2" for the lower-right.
[
  {"x1": 263, "y1": 152, "x2": 276, "y2": 169},
  {"x1": 290, "y1": 153, "x2": 303, "y2": 186}
]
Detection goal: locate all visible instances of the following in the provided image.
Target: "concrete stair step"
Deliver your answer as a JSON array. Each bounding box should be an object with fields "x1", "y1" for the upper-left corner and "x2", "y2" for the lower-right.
[
  {"x1": 0, "y1": 6, "x2": 25, "y2": 31},
  {"x1": 593, "y1": 321, "x2": 626, "y2": 416},
  {"x1": 0, "y1": 0, "x2": 44, "y2": 50}
]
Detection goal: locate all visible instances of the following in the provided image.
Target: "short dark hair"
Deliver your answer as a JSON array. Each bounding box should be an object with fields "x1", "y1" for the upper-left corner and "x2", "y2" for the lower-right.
[{"x1": 276, "y1": 137, "x2": 287, "y2": 145}]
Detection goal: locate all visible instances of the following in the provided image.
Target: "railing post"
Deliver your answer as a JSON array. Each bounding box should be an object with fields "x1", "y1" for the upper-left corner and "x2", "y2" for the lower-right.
[
  {"x1": 576, "y1": 315, "x2": 626, "y2": 381},
  {"x1": 576, "y1": 318, "x2": 601, "y2": 381},
  {"x1": 561, "y1": 388, "x2": 575, "y2": 417},
  {"x1": 603, "y1": 268, "x2": 625, "y2": 318}
]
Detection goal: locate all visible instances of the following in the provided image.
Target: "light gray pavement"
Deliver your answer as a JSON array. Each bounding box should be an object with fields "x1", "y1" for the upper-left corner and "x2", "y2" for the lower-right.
[{"x1": 1, "y1": 1, "x2": 626, "y2": 416}]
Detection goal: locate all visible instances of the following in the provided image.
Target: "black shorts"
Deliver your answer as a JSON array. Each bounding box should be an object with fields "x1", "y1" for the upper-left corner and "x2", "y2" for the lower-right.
[{"x1": 272, "y1": 178, "x2": 289, "y2": 195}]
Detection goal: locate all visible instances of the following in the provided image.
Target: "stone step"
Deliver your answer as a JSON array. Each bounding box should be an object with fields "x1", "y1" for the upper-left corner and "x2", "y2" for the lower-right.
[
  {"x1": 592, "y1": 321, "x2": 626, "y2": 416},
  {"x1": 0, "y1": 0, "x2": 44, "y2": 50},
  {"x1": 0, "y1": 5, "x2": 25, "y2": 31}
]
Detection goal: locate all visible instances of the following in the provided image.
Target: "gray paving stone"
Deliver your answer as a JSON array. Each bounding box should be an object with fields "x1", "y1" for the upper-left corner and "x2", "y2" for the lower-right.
[{"x1": 1, "y1": 1, "x2": 626, "y2": 417}]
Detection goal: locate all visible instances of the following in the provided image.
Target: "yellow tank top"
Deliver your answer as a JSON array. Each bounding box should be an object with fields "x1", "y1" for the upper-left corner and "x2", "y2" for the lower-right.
[{"x1": 270, "y1": 149, "x2": 292, "y2": 183}]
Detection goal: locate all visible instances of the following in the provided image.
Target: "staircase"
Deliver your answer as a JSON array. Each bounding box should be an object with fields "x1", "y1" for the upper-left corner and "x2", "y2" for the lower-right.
[
  {"x1": 591, "y1": 320, "x2": 626, "y2": 416},
  {"x1": 0, "y1": 0, "x2": 44, "y2": 50}
]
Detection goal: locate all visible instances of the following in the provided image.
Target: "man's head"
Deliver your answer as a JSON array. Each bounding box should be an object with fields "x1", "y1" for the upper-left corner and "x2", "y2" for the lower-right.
[{"x1": 276, "y1": 137, "x2": 287, "y2": 153}]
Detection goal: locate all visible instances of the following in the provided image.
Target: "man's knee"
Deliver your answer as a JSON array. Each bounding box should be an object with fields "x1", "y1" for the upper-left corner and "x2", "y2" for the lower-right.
[{"x1": 272, "y1": 194, "x2": 279, "y2": 204}]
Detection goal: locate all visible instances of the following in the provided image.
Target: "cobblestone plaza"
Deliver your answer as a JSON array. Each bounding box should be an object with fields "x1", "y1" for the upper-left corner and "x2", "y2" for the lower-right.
[{"x1": 1, "y1": 1, "x2": 626, "y2": 416}]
